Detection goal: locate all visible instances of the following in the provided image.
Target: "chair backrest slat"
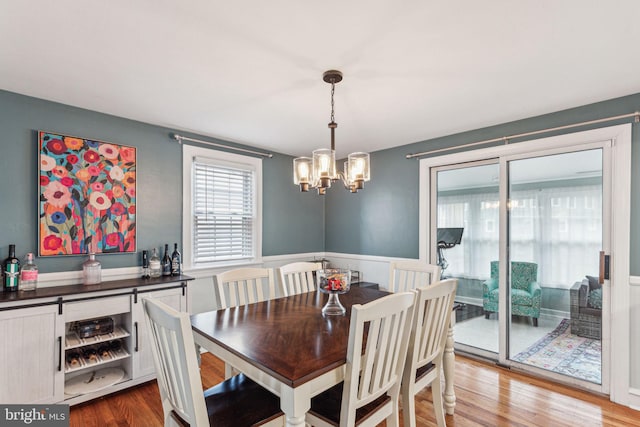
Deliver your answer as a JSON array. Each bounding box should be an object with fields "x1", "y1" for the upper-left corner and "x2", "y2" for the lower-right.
[
  {"x1": 341, "y1": 292, "x2": 415, "y2": 425},
  {"x1": 277, "y1": 262, "x2": 321, "y2": 296},
  {"x1": 388, "y1": 261, "x2": 441, "y2": 293},
  {"x1": 214, "y1": 268, "x2": 276, "y2": 309}
]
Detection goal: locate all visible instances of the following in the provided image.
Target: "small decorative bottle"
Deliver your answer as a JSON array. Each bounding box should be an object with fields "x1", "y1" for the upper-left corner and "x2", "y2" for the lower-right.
[
  {"x1": 82, "y1": 253, "x2": 102, "y2": 285},
  {"x1": 149, "y1": 248, "x2": 162, "y2": 278},
  {"x1": 19, "y1": 253, "x2": 38, "y2": 291}
]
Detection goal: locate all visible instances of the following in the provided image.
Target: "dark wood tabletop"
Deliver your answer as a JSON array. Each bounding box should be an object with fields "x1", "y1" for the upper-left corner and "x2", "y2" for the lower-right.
[{"x1": 191, "y1": 286, "x2": 389, "y2": 388}]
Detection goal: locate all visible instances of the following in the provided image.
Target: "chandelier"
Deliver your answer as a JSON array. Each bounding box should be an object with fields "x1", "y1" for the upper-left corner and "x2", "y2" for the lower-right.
[{"x1": 293, "y1": 70, "x2": 370, "y2": 195}]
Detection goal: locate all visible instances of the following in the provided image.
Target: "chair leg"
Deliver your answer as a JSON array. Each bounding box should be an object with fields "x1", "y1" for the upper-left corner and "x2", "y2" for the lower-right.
[
  {"x1": 385, "y1": 407, "x2": 400, "y2": 427},
  {"x1": 401, "y1": 383, "x2": 416, "y2": 427},
  {"x1": 533, "y1": 317, "x2": 538, "y2": 327},
  {"x1": 431, "y1": 373, "x2": 446, "y2": 427}
]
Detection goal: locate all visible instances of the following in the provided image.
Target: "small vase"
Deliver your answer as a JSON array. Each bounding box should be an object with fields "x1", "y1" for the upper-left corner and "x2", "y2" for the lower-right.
[
  {"x1": 317, "y1": 268, "x2": 351, "y2": 316},
  {"x1": 322, "y1": 291, "x2": 347, "y2": 316},
  {"x1": 82, "y1": 253, "x2": 102, "y2": 285}
]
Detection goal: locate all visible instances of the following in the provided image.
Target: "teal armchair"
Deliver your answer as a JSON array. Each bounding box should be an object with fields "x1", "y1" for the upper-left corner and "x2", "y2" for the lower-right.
[{"x1": 482, "y1": 261, "x2": 542, "y2": 327}]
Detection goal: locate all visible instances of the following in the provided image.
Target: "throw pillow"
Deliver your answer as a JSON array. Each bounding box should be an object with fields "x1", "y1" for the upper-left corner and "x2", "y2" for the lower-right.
[
  {"x1": 586, "y1": 275, "x2": 602, "y2": 291},
  {"x1": 588, "y1": 287, "x2": 603, "y2": 309}
]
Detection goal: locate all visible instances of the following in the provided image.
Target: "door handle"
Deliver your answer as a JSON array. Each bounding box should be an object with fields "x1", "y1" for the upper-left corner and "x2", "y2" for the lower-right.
[
  {"x1": 134, "y1": 321, "x2": 139, "y2": 352},
  {"x1": 599, "y1": 251, "x2": 610, "y2": 284},
  {"x1": 58, "y1": 336, "x2": 63, "y2": 372}
]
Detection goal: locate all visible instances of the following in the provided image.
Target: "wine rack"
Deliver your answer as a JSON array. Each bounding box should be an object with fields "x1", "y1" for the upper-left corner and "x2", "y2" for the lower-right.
[
  {"x1": 64, "y1": 324, "x2": 130, "y2": 373},
  {"x1": 63, "y1": 309, "x2": 132, "y2": 399}
]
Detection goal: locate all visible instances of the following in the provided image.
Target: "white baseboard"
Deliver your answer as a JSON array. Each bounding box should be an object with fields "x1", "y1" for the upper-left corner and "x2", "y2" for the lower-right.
[{"x1": 629, "y1": 388, "x2": 640, "y2": 411}]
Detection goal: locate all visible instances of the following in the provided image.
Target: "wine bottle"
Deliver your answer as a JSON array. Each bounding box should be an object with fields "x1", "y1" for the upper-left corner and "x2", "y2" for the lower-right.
[
  {"x1": 171, "y1": 243, "x2": 181, "y2": 276},
  {"x1": 2, "y1": 244, "x2": 20, "y2": 292},
  {"x1": 149, "y1": 248, "x2": 161, "y2": 278},
  {"x1": 141, "y1": 250, "x2": 150, "y2": 279},
  {"x1": 19, "y1": 253, "x2": 38, "y2": 291},
  {"x1": 162, "y1": 244, "x2": 171, "y2": 276}
]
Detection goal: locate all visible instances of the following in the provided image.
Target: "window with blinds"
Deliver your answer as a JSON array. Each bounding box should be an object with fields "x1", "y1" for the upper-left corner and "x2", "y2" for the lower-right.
[{"x1": 192, "y1": 159, "x2": 255, "y2": 264}]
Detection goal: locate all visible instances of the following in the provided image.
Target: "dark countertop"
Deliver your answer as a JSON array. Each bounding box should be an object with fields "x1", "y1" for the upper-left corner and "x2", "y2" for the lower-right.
[{"x1": 0, "y1": 274, "x2": 194, "y2": 304}]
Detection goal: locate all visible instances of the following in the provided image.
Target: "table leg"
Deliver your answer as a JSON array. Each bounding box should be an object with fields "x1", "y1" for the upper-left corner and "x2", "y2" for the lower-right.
[
  {"x1": 280, "y1": 385, "x2": 310, "y2": 427},
  {"x1": 224, "y1": 363, "x2": 234, "y2": 379},
  {"x1": 443, "y1": 321, "x2": 456, "y2": 415}
]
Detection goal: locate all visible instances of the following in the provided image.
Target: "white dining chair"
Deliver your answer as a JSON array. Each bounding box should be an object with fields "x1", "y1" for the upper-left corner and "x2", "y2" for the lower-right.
[
  {"x1": 306, "y1": 291, "x2": 416, "y2": 427},
  {"x1": 213, "y1": 267, "x2": 278, "y2": 378},
  {"x1": 277, "y1": 261, "x2": 322, "y2": 296},
  {"x1": 142, "y1": 298, "x2": 284, "y2": 427},
  {"x1": 388, "y1": 260, "x2": 441, "y2": 292},
  {"x1": 401, "y1": 279, "x2": 458, "y2": 427},
  {"x1": 214, "y1": 267, "x2": 277, "y2": 309}
]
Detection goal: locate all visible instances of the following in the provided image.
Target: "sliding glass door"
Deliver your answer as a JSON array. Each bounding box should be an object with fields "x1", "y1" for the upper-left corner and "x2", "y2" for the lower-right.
[
  {"x1": 431, "y1": 143, "x2": 610, "y2": 390},
  {"x1": 505, "y1": 149, "x2": 605, "y2": 385},
  {"x1": 433, "y1": 161, "x2": 500, "y2": 356}
]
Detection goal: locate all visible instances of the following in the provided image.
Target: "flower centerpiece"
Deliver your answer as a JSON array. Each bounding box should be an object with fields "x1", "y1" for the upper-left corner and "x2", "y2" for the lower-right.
[{"x1": 317, "y1": 268, "x2": 351, "y2": 315}]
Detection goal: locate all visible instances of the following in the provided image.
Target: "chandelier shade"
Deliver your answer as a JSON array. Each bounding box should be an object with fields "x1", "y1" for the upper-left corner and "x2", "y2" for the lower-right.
[
  {"x1": 293, "y1": 70, "x2": 371, "y2": 195},
  {"x1": 293, "y1": 156, "x2": 313, "y2": 192}
]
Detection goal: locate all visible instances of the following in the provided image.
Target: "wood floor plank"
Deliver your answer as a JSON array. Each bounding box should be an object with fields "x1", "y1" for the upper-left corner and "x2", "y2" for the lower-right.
[{"x1": 69, "y1": 353, "x2": 640, "y2": 426}]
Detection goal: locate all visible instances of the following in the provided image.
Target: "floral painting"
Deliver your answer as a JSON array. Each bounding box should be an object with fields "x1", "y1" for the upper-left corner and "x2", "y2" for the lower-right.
[{"x1": 39, "y1": 131, "x2": 136, "y2": 256}]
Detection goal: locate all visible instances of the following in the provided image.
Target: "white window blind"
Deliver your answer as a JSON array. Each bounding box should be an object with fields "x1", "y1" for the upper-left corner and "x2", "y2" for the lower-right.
[{"x1": 192, "y1": 159, "x2": 255, "y2": 264}]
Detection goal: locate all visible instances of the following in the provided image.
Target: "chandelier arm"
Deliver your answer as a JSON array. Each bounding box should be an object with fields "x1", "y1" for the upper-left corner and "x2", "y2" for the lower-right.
[{"x1": 335, "y1": 171, "x2": 350, "y2": 189}]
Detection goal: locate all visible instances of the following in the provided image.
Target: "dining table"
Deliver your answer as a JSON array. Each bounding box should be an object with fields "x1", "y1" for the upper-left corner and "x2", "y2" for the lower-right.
[{"x1": 190, "y1": 286, "x2": 457, "y2": 427}]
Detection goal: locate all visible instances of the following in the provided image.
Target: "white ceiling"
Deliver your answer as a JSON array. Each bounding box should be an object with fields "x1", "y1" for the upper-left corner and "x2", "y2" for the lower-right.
[{"x1": 2, "y1": 1, "x2": 639, "y2": 158}]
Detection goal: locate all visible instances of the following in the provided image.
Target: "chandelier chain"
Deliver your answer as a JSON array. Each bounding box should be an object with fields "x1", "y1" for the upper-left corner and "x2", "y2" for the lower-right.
[{"x1": 330, "y1": 81, "x2": 335, "y2": 123}]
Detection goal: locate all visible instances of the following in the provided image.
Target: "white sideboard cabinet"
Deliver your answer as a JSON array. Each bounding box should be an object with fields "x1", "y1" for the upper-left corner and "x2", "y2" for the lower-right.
[
  {"x1": 0, "y1": 304, "x2": 65, "y2": 403},
  {"x1": 0, "y1": 275, "x2": 192, "y2": 405}
]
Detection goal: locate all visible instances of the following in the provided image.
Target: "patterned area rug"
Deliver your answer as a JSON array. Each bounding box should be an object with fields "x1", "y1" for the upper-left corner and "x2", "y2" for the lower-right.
[{"x1": 512, "y1": 318, "x2": 601, "y2": 384}]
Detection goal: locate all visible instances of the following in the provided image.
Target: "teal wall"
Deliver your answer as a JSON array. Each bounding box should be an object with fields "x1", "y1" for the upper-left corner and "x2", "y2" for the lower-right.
[
  {"x1": 324, "y1": 147, "x2": 420, "y2": 258},
  {"x1": 3, "y1": 89, "x2": 640, "y2": 275},
  {"x1": 325, "y1": 93, "x2": 640, "y2": 274},
  {"x1": 0, "y1": 90, "x2": 324, "y2": 273}
]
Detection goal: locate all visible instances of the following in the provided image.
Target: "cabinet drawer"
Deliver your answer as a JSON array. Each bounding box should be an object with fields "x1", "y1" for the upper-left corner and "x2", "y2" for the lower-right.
[{"x1": 65, "y1": 295, "x2": 130, "y2": 322}]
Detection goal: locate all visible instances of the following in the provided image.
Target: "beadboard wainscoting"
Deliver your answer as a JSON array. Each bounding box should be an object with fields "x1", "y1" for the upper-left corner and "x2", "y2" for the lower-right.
[{"x1": 34, "y1": 252, "x2": 416, "y2": 315}]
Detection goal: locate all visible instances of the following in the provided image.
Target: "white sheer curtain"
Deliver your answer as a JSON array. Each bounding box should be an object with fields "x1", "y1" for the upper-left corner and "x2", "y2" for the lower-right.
[
  {"x1": 438, "y1": 191, "x2": 499, "y2": 280},
  {"x1": 437, "y1": 183, "x2": 601, "y2": 289}
]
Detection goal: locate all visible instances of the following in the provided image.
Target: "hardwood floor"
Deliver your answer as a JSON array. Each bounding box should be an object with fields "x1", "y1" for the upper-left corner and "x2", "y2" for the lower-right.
[{"x1": 70, "y1": 353, "x2": 639, "y2": 426}]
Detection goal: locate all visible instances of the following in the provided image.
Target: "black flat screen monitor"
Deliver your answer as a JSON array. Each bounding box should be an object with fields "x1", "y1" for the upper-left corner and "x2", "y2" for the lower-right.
[{"x1": 437, "y1": 227, "x2": 464, "y2": 246}]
